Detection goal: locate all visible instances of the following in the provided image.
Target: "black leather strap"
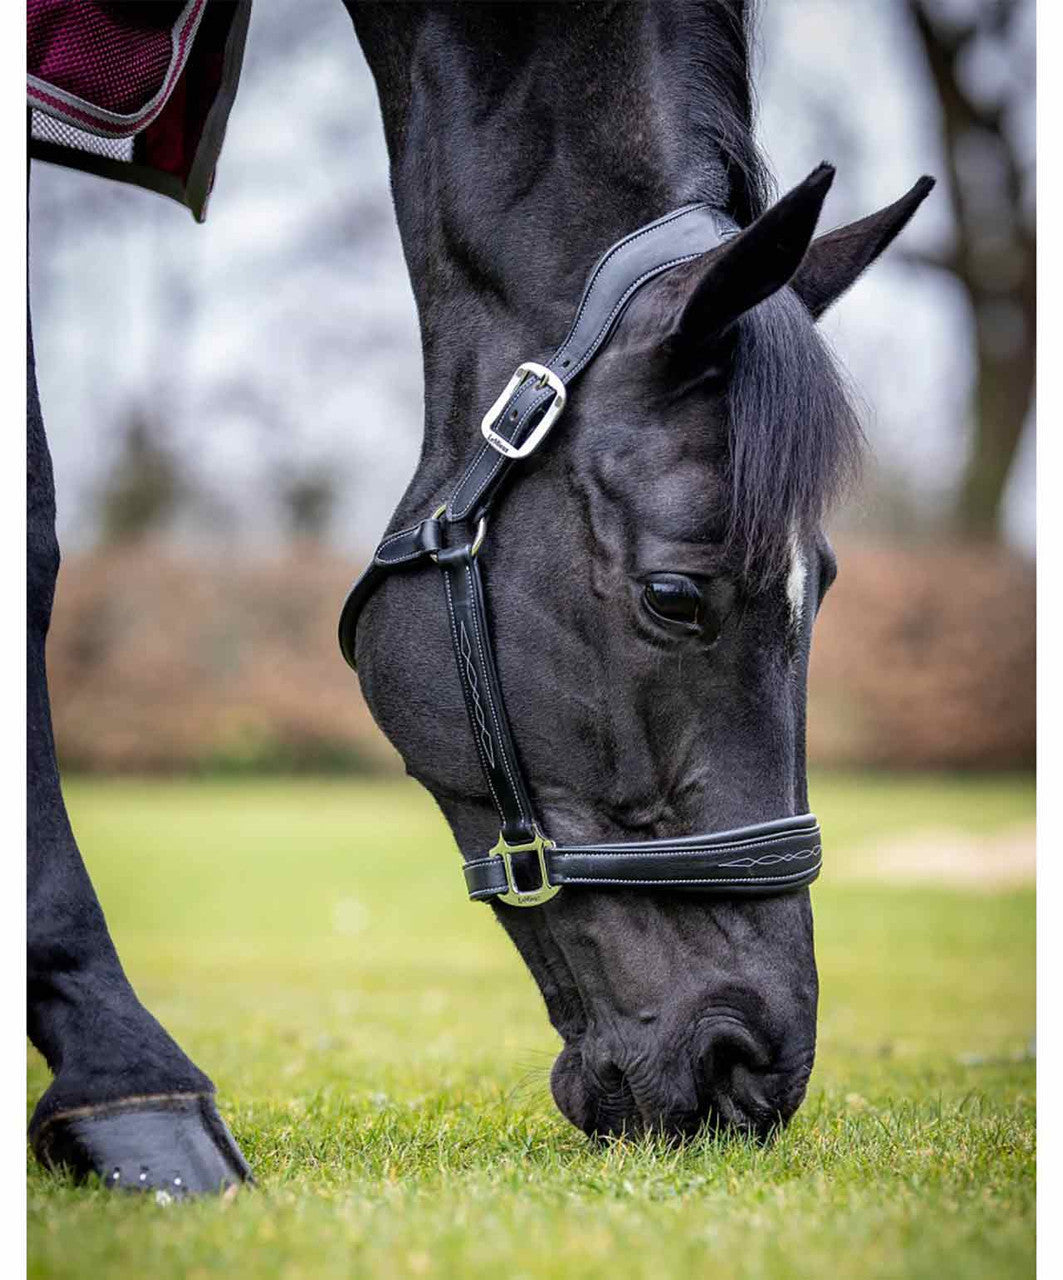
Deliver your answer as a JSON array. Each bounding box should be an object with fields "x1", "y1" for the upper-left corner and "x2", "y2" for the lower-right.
[
  {"x1": 437, "y1": 546, "x2": 536, "y2": 844},
  {"x1": 445, "y1": 203, "x2": 732, "y2": 522},
  {"x1": 339, "y1": 514, "x2": 444, "y2": 668},
  {"x1": 462, "y1": 815, "x2": 823, "y2": 900}
]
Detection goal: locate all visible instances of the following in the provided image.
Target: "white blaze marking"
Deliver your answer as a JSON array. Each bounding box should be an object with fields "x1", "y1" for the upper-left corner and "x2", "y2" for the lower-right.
[{"x1": 786, "y1": 529, "x2": 806, "y2": 626}]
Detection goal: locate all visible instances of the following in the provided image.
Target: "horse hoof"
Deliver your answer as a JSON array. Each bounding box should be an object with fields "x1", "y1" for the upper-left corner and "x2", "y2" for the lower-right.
[{"x1": 29, "y1": 1092, "x2": 253, "y2": 1197}]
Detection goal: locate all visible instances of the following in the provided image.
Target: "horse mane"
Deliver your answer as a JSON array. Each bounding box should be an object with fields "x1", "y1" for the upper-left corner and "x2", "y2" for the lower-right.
[
  {"x1": 676, "y1": 0, "x2": 774, "y2": 227},
  {"x1": 726, "y1": 286, "x2": 863, "y2": 584},
  {"x1": 675, "y1": 3, "x2": 862, "y2": 579}
]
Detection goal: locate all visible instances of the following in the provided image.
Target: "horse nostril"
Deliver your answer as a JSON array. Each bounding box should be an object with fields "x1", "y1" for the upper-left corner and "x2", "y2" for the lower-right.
[
  {"x1": 696, "y1": 1024, "x2": 809, "y2": 1146},
  {"x1": 694, "y1": 1024, "x2": 787, "y2": 1138},
  {"x1": 698, "y1": 1023, "x2": 765, "y2": 1088},
  {"x1": 592, "y1": 1058, "x2": 626, "y2": 1093}
]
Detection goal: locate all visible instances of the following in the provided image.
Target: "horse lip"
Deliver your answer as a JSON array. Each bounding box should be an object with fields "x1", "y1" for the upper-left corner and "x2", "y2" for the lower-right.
[{"x1": 550, "y1": 1018, "x2": 814, "y2": 1141}]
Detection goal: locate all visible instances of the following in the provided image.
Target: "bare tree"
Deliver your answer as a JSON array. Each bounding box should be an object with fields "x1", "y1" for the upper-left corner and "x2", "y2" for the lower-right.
[
  {"x1": 98, "y1": 411, "x2": 182, "y2": 544},
  {"x1": 904, "y1": 0, "x2": 1034, "y2": 537}
]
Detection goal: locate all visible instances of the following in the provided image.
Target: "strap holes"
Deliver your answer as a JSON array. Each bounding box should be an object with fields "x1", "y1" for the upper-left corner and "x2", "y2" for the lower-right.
[
  {"x1": 561, "y1": 359, "x2": 570, "y2": 368},
  {"x1": 510, "y1": 410, "x2": 519, "y2": 420}
]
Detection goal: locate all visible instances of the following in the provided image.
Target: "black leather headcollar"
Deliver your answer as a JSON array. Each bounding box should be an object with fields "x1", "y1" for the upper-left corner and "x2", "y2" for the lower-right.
[{"x1": 339, "y1": 204, "x2": 823, "y2": 906}]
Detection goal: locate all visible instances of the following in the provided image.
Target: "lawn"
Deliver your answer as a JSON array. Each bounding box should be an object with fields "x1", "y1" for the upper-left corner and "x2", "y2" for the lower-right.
[{"x1": 27, "y1": 773, "x2": 1035, "y2": 1280}]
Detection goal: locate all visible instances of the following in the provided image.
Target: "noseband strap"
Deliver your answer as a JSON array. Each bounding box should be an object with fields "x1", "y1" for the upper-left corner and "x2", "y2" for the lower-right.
[
  {"x1": 339, "y1": 203, "x2": 823, "y2": 906},
  {"x1": 464, "y1": 814, "x2": 823, "y2": 903}
]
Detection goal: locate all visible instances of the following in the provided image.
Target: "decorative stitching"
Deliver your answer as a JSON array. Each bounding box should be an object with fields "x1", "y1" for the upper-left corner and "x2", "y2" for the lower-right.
[
  {"x1": 466, "y1": 844, "x2": 824, "y2": 875},
  {"x1": 462, "y1": 842, "x2": 821, "y2": 872},
  {"x1": 458, "y1": 620, "x2": 496, "y2": 768},
  {"x1": 553, "y1": 866, "x2": 821, "y2": 887},
  {"x1": 554, "y1": 830, "x2": 819, "y2": 858},
  {"x1": 717, "y1": 847, "x2": 821, "y2": 869},
  {"x1": 461, "y1": 829, "x2": 820, "y2": 870}
]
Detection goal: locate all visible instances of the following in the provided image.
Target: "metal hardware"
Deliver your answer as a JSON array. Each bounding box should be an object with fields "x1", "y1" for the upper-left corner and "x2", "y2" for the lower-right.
[
  {"x1": 491, "y1": 827, "x2": 560, "y2": 907},
  {"x1": 469, "y1": 516, "x2": 487, "y2": 558},
  {"x1": 428, "y1": 504, "x2": 488, "y2": 562},
  {"x1": 480, "y1": 361, "x2": 567, "y2": 459}
]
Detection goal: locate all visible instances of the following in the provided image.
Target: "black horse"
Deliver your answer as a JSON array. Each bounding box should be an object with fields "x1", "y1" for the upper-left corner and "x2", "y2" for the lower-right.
[{"x1": 27, "y1": 1, "x2": 932, "y2": 1193}]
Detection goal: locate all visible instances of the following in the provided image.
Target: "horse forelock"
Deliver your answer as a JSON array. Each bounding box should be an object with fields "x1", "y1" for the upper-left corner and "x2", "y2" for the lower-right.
[{"x1": 725, "y1": 288, "x2": 863, "y2": 585}]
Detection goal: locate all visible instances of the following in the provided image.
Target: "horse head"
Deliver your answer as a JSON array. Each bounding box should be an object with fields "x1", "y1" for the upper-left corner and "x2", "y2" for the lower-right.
[{"x1": 351, "y1": 165, "x2": 933, "y2": 1140}]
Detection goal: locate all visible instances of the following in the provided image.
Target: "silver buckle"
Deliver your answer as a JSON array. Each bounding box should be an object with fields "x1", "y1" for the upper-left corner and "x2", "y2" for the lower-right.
[{"x1": 480, "y1": 361, "x2": 567, "y2": 460}]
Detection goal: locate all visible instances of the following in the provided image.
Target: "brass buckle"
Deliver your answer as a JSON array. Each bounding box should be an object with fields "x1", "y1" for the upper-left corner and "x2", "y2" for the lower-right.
[
  {"x1": 480, "y1": 362, "x2": 567, "y2": 460},
  {"x1": 491, "y1": 827, "x2": 561, "y2": 907}
]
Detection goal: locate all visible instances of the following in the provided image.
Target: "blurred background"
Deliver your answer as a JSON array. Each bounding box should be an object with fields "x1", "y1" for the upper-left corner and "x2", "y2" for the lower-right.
[
  {"x1": 27, "y1": 9, "x2": 1036, "y2": 1267},
  {"x1": 28, "y1": 0, "x2": 1035, "y2": 780}
]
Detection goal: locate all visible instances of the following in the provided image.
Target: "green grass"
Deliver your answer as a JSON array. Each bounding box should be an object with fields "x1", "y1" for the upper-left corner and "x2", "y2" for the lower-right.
[{"x1": 28, "y1": 774, "x2": 1035, "y2": 1279}]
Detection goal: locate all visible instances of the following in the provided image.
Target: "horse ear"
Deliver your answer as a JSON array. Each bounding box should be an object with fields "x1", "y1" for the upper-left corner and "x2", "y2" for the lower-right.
[
  {"x1": 790, "y1": 176, "x2": 936, "y2": 319},
  {"x1": 674, "y1": 163, "x2": 835, "y2": 348}
]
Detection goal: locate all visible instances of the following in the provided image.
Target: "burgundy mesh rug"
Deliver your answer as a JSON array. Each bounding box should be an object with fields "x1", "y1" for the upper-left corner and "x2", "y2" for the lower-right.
[{"x1": 27, "y1": 0, "x2": 253, "y2": 220}]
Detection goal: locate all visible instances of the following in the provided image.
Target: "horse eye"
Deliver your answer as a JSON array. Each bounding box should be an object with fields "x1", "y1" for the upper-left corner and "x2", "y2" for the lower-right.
[{"x1": 642, "y1": 574, "x2": 705, "y2": 631}]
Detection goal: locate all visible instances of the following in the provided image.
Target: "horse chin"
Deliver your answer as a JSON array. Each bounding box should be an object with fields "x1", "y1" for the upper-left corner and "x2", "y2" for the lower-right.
[
  {"x1": 549, "y1": 1022, "x2": 815, "y2": 1144},
  {"x1": 505, "y1": 890, "x2": 819, "y2": 1142}
]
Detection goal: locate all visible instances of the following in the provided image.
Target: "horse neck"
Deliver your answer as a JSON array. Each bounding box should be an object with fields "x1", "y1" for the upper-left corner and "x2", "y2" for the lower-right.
[{"x1": 348, "y1": 1, "x2": 755, "y2": 506}]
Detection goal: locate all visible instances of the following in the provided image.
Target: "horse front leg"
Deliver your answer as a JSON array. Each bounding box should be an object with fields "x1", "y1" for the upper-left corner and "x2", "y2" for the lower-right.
[{"x1": 26, "y1": 296, "x2": 251, "y2": 1197}]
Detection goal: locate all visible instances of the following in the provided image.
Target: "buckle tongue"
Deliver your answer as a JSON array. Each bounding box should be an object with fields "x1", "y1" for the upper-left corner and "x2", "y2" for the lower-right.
[
  {"x1": 491, "y1": 827, "x2": 560, "y2": 907},
  {"x1": 480, "y1": 362, "x2": 567, "y2": 460}
]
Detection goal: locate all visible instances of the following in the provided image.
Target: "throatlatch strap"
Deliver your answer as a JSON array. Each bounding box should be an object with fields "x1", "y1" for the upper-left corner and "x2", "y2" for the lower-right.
[{"x1": 338, "y1": 514, "x2": 443, "y2": 668}]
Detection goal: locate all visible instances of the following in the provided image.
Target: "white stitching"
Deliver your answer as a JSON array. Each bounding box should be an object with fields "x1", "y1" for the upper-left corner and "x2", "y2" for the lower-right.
[
  {"x1": 555, "y1": 205, "x2": 706, "y2": 360},
  {"x1": 451, "y1": 247, "x2": 706, "y2": 518},
  {"x1": 558, "y1": 868, "x2": 821, "y2": 886},
  {"x1": 554, "y1": 831, "x2": 819, "y2": 858},
  {"x1": 561, "y1": 251, "x2": 703, "y2": 378},
  {"x1": 458, "y1": 620, "x2": 496, "y2": 768},
  {"x1": 467, "y1": 861, "x2": 821, "y2": 897},
  {"x1": 717, "y1": 848, "x2": 821, "y2": 869},
  {"x1": 377, "y1": 522, "x2": 422, "y2": 551},
  {"x1": 449, "y1": 249, "x2": 705, "y2": 519},
  {"x1": 461, "y1": 833, "x2": 820, "y2": 868},
  {"x1": 377, "y1": 547, "x2": 430, "y2": 566}
]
